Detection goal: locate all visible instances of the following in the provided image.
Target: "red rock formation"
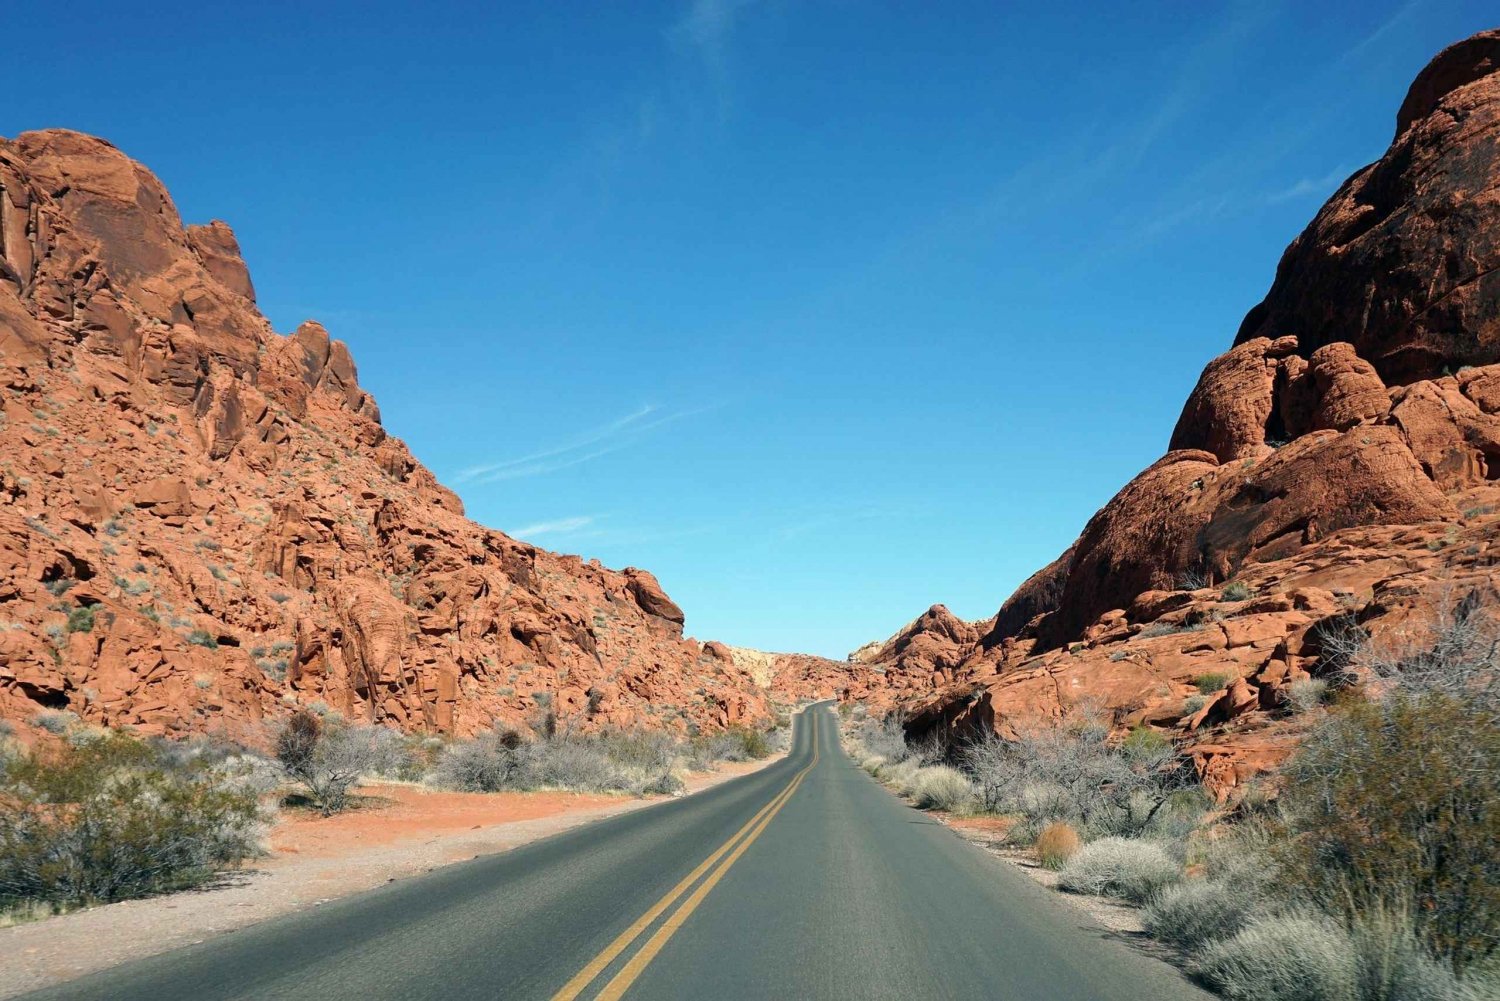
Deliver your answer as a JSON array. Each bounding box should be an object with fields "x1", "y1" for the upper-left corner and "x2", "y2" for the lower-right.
[
  {"x1": 1234, "y1": 29, "x2": 1500, "y2": 382},
  {"x1": 866, "y1": 31, "x2": 1500, "y2": 800},
  {"x1": 0, "y1": 130, "x2": 780, "y2": 741}
]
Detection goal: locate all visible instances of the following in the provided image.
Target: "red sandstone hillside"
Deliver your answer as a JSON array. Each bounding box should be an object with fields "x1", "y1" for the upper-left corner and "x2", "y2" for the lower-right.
[
  {"x1": 858, "y1": 29, "x2": 1500, "y2": 796},
  {"x1": 0, "y1": 130, "x2": 787, "y2": 740}
]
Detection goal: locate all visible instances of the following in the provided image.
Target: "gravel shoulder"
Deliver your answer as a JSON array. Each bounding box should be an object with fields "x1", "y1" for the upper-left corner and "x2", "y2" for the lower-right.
[{"x1": 0, "y1": 756, "x2": 781, "y2": 999}]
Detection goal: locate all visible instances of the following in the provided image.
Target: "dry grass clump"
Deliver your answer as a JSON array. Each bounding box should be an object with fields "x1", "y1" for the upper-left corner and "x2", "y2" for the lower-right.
[
  {"x1": 1034, "y1": 821, "x2": 1080, "y2": 870},
  {"x1": 909, "y1": 765, "x2": 975, "y2": 813},
  {"x1": 1057, "y1": 836, "x2": 1180, "y2": 903},
  {"x1": 1190, "y1": 913, "x2": 1357, "y2": 1001}
]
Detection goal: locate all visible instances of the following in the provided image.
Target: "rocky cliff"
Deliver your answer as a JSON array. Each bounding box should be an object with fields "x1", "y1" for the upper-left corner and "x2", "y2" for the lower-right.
[
  {"x1": 0, "y1": 130, "x2": 779, "y2": 741},
  {"x1": 863, "y1": 30, "x2": 1500, "y2": 797}
]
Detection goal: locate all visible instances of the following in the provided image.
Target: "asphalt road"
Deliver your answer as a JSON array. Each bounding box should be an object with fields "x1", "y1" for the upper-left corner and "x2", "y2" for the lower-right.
[{"x1": 26, "y1": 702, "x2": 1211, "y2": 1001}]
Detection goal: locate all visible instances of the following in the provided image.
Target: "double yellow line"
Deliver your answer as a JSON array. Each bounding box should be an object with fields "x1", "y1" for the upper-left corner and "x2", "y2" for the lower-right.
[{"x1": 550, "y1": 707, "x2": 822, "y2": 1001}]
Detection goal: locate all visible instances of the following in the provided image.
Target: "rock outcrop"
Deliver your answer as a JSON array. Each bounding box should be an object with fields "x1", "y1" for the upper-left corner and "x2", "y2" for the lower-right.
[
  {"x1": 863, "y1": 30, "x2": 1500, "y2": 799},
  {"x1": 0, "y1": 130, "x2": 783, "y2": 741}
]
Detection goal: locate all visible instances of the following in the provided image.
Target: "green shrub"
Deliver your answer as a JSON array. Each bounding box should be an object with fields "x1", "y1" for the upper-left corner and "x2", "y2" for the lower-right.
[
  {"x1": 65, "y1": 604, "x2": 101, "y2": 634},
  {"x1": 1194, "y1": 672, "x2": 1231, "y2": 694},
  {"x1": 1220, "y1": 581, "x2": 1254, "y2": 602},
  {"x1": 186, "y1": 629, "x2": 218, "y2": 649},
  {"x1": 1057, "y1": 837, "x2": 1180, "y2": 903},
  {"x1": 1276, "y1": 692, "x2": 1499, "y2": 975},
  {"x1": 0, "y1": 734, "x2": 264, "y2": 912}
]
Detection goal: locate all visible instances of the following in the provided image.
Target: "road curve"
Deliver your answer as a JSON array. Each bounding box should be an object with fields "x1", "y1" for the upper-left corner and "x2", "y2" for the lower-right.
[{"x1": 24, "y1": 703, "x2": 1210, "y2": 1000}]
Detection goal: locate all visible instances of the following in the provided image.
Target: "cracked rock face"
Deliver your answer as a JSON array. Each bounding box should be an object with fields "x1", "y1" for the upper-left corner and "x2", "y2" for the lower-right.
[
  {"x1": 857, "y1": 31, "x2": 1500, "y2": 799},
  {"x1": 0, "y1": 130, "x2": 785, "y2": 742}
]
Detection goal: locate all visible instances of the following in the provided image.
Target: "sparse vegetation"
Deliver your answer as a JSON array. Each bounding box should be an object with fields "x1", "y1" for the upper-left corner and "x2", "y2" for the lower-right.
[
  {"x1": 274, "y1": 712, "x2": 410, "y2": 815},
  {"x1": 1194, "y1": 672, "x2": 1231, "y2": 694},
  {"x1": 962, "y1": 709, "x2": 1193, "y2": 841},
  {"x1": 186, "y1": 629, "x2": 219, "y2": 649},
  {"x1": 908, "y1": 765, "x2": 975, "y2": 813},
  {"x1": 1143, "y1": 879, "x2": 1253, "y2": 950},
  {"x1": 64, "y1": 604, "x2": 101, "y2": 634},
  {"x1": 431, "y1": 719, "x2": 785, "y2": 798},
  {"x1": 1190, "y1": 913, "x2": 1357, "y2": 1001},
  {"x1": 1219, "y1": 581, "x2": 1254, "y2": 602},
  {"x1": 0, "y1": 734, "x2": 265, "y2": 914},
  {"x1": 1057, "y1": 837, "x2": 1180, "y2": 903}
]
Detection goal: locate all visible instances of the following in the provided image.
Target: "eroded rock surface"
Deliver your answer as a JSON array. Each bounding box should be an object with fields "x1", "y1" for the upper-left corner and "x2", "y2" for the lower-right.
[
  {"x1": 0, "y1": 130, "x2": 784, "y2": 741},
  {"x1": 860, "y1": 32, "x2": 1500, "y2": 799}
]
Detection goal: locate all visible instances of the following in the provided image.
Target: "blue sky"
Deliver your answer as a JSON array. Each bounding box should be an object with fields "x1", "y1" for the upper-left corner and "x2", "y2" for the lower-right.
[{"x1": 7, "y1": 2, "x2": 1495, "y2": 656}]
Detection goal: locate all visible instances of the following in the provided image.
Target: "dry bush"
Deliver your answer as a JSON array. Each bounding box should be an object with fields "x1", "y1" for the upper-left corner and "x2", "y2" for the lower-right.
[
  {"x1": 1143, "y1": 879, "x2": 1252, "y2": 950},
  {"x1": 275, "y1": 712, "x2": 411, "y2": 815},
  {"x1": 0, "y1": 733, "x2": 265, "y2": 912},
  {"x1": 859, "y1": 715, "x2": 914, "y2": 763},
  {"x1": 1285, "y1": 677, "x2": 1329, "y2": 712},
  {"x1": 909, "y1": 765, "x2": 975, "y2": 813},
  {"x1": 430, "y1": 726, "x2": 683, "y2": 797},
  {"x1": 429, "y1": 728, "x2": 524, "y2": 792},
  {"x1": 1034, "y1": 821, "x2": 1080, "y2": 870},
  {"x1": 1057, "y1": 836, "x2": 1180, "y2": 903},
  {"x1": 1190, "y1": 913, "x2": 1357, "y2": 1001},
  {"x1": 962, "y1": 709, "x2": 1193, "y2": 841}
]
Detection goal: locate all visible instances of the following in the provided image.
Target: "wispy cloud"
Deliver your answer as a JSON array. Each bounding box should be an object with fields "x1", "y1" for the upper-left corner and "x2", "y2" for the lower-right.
[
  {"x1": 1265, "y1": 164, "x2": 1351, "y2": 204},
  {"x1": 508, "y1": 515, "x2": 596, "y2": 539},
  {"x1": 672, "y1": 0, "x2": 760, "y2": 61},
  {"x1": 454, "y1": 403, "x2": 715, "y2": 484}
]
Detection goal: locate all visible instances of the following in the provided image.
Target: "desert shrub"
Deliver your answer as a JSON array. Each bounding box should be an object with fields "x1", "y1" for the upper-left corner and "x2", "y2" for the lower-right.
[
  {"x1": 1182, "y1": 694, "x2": 1209, "y2": 715},
  {"x1": 517, "y1": 736, "x2": 627, "y2": 792},
  {"x1": 1143, "y1": 879, "x2": 1252, "y2": 950},
  {"x1": 1194, "y1": 673, "x2": 1231, "y2": 694},
  {"x1": 65, "y1": 604, "x2": 100, "y2": 634},
  {"x1": 1349, "y1": 906, "x2": 1488, "y2": 1001},
  {"x1": 429, "y1": 729, "x2": 524, "y2": 792},
  {"x1": 690, "y1": 726, "x2": 771, "y2": 767},
  {"x1": 963, "y1": 712, "x2": 1192, "y2": 840},
  {"x1": 908, "y1": 765, "x2": 974, "y2": 812},
  {"x1": 186, "y1": 629, "x2": 218, "y2": 649},
  {"x1": 876, "y1": 758, "x2": 923, "y2": 796},
  {"x1": 1285, "y1": 677, "x2": 1329, "y2": 712},
  {"x1": 859, "y1": 715, "x2": 913, "y2": 763},
  {"x1": 1057, "y1": 836, "x2": 1180, "y2": 903},
  {"x1": 31, "y1": 709, "x2": 78, "y2": 735},
  {"x1": 1035, "y1": 821, "x2": 1080, "y2": 869},
  {"x1": 1220, "y1": 581, "x2": 1254, "y2": 602},
  {"x1": 1190, "y1": 913, "x2": 1357, "y2": 1001},
  {"x1": 432, "y1": 726, "x2": 681, "y2": 797},
  {"x1": 597, "y1": 729, "x2": 678, "y2": 773},
  {"x1": 0, "y1": 733, "x2": 264, "y2": 911},
  {"x1": 275, "y1": 712, "x2": 410, "y2": 815},
  {"x1": 1277, "y1": 691, "x2": 1499, "y2": 974}
]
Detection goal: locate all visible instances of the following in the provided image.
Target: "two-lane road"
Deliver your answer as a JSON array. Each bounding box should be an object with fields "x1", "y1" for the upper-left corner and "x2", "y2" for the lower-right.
[{"x1": 26, "y1": 703, "x2": 1209, "y2": 1000}]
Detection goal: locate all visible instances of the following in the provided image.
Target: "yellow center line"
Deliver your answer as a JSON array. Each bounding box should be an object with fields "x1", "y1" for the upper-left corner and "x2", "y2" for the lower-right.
[
  {"x1": 593, "y1": 713, "x2": 822, "y2": 1001},
  {"x1": 549, "y1": 707, "x2": 823, "y2": 1001}
]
